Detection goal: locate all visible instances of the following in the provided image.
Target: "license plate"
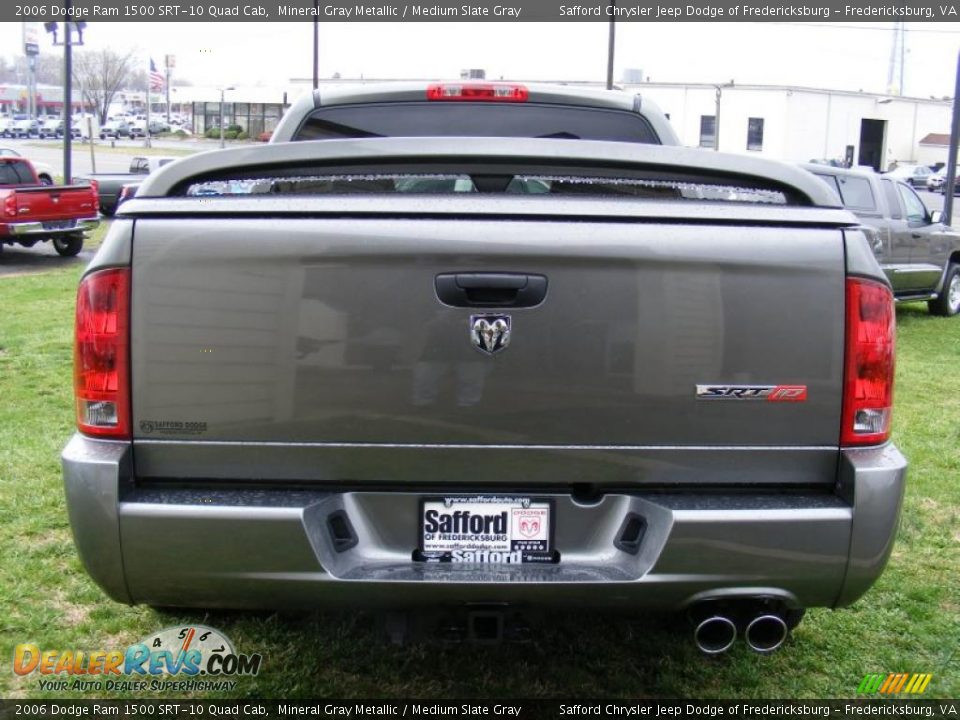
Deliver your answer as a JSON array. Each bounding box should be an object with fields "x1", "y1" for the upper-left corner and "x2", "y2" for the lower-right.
[
  {"x1": 42, "y1": 220, "x2": 74, "y2": 230},
  {"x1": 415, "y1": 496, "x2": 557, "y2": 564}
]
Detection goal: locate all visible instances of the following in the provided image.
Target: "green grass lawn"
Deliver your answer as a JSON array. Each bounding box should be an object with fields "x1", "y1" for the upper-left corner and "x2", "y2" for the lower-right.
[{"x1": 0, "y1": 260, "x2": 957, "y2": 700}]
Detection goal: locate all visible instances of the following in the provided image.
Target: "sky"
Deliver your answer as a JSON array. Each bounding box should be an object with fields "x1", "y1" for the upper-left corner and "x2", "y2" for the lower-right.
[{"x1": 1, "y1": 21, "x2": 959, "y2": 99}]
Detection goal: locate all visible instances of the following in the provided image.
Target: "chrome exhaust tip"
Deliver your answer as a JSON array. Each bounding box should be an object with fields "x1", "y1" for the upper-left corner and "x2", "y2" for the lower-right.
[
  {"x1": 694, "y1": 615, "x2": 737, "y2": 655},
  {"x1": 745, "y1": 614, "x2": 788, "y2": 654}
]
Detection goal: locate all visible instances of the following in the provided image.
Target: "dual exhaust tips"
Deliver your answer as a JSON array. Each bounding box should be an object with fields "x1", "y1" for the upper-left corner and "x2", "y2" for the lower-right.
[{"x1": 694, "y1": 612, "x2": 789, "y2": 655}]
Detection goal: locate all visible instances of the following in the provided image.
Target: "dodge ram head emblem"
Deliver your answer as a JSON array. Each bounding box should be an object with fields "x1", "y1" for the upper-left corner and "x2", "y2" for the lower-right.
[{"x1": 470, "y1": 315, "x2": 511, "y2": 355}]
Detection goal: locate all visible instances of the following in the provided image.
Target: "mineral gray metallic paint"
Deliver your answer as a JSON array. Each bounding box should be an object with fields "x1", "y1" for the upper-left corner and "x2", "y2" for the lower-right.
[
  {"x1": 63, "y1": 434, "x2": 906, "y2": 610},
  {"x1": 65, "y1": 137, "x2": 907, "y2": 613}
]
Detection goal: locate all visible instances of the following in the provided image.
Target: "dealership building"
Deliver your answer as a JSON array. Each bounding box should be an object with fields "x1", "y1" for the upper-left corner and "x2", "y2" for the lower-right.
[
  {"x1": 3, "y1": 77, "x2": 953, "y2": 170},
  {"x1": 625, "y1": 81, "x2": 953, "y2": 171}
]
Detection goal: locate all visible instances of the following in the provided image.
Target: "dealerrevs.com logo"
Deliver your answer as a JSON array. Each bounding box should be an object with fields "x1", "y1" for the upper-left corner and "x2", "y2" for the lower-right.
[{"x1": 13, "y1": 625, "x2": 262, "y2": 693}]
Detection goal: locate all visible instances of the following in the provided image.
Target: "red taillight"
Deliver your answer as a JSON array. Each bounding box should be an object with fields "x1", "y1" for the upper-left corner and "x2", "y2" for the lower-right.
[
  {"x1": 426, "y1": 82, "x2": 529, "y2": 102},
  {"x1": 3, "y1": 193, "x2": 16, "y2": 218},
  {"x1": 90, "y1": 180, "x2": 100, "y2": 210},
  {"x1": 74, "y1": 268, "x2": 131, "y2": 439},
  {"x1": 841, "y1": 277, "x2": 895, "y2": 446}
]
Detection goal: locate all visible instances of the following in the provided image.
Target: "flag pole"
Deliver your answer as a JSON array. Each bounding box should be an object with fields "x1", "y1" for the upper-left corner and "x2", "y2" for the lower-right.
[{"x1": 145, "y1": 59, "x2": 151, "y2": 148}]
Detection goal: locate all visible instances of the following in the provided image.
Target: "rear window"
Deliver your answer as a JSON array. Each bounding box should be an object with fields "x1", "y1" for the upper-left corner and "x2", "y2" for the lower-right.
[
  {"x1": 0, "y1": 160, "x2": 36, "y2": 185},
  {"x1": 836, "y1": 176, "x2": 876, "y2": 211},
  {"x1": 185, "y1": 172, "x2": 789, "y2": 205},
  {"x1": 294, "y1": 103, "x2": 660, "y2": 144}
]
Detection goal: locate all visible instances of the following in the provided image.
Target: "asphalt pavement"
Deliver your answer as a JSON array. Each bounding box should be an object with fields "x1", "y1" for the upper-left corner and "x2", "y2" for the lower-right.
[
  {"x1": 0, "y1": 240, "x2": 96, "y2": 277},
  {"x1": 0, "y1": 136, "x2": 218, "y2": 177}
]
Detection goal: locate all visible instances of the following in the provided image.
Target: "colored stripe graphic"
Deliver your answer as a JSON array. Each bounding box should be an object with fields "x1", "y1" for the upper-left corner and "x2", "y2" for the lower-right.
[
  {"x1": 858, "y1": 673, "x2": 932, "y2": 694},
  {"x1": 858, "y1": 674, "x2": 885, "y2": 693}
]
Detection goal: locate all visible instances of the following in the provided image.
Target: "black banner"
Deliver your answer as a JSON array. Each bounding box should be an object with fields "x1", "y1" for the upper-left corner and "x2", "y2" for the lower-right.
[
  {"x1": 6, "y1": 0, "x2": 959, "y2": 22},
  {"x1": 1, "y1": 700, "x2": 958, "y2": 720}
]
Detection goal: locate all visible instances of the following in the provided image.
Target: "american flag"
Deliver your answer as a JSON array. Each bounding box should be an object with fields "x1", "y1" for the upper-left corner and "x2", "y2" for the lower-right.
[{"x1": 149, "y1": 58, "x2": 165, "y2": 92}]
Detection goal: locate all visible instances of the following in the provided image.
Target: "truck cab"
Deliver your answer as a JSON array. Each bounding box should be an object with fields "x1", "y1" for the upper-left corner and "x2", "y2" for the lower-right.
[
  {"x1": 271, "y1": 81, "x2": 679, "y2": 146},
  {"x1": 804, "y1": 163, "x2": 960, "y2": 315}
]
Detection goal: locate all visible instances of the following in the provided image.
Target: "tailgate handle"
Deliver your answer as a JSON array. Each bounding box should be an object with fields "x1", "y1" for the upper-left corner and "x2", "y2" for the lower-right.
[{"x1": 435, "y1": 273, "x2": 548, "y2": 308}]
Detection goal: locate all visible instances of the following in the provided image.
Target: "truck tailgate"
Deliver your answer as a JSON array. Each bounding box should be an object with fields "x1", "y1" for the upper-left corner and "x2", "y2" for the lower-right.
[
  {"x1": 129, "y1": 211, "x2": 845, "y2": 483},
  {"x1": 12, "y1": 184, "x2": 97, "y2": 221}
]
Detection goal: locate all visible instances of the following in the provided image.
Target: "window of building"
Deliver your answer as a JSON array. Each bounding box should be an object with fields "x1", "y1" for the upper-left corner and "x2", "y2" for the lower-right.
[
  {"x1": 747, "y1": 117, "x2": 764, "y2": 151},
  {"x1": 699, "y1": 115, "x2": 716, "y2": 148}
]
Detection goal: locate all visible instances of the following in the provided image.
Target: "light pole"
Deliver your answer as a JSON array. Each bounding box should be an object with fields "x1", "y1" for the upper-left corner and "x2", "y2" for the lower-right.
[
  {"x1": 219, "y1": 86, "x2": 234, "y2": 149},
  {"x1": 944, "y1": 50, "x2": 960, "y2": 226},
  {"x1": 606, "y1": 0, "x2": 615, "y2": 90},
  {"x1": 312, "y1": 0, "x2": 320, "y2": 90},
  {"x1": 45, "y1": 14, "x2": 84, "y2": 184},
  {"x1": 713, "y1": 80, "x2": 734, "y2": 152},
  {"x1": 714, "y1": 85, "x2": 722, "y2": 152}
]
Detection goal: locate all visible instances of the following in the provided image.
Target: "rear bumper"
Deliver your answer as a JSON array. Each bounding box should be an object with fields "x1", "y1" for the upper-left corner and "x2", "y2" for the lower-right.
[
  {"x1": 7, "y1": 217, "x2": 99, "y2": 236},
  {"x1": 61, "y1": 435, "x2": 906, "y2": 611}
]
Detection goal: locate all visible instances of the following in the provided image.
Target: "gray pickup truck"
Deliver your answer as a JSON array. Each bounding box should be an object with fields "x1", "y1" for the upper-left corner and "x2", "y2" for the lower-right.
[
  {"x1": 804, "y1": 163, "x2": 960, "y2": 315},
  {"x1": 64, "y1": 85, "x2": 906, "y2": 654},
  {"x1": 75, "y1": 155, "x2": 177, "y2": 216}
]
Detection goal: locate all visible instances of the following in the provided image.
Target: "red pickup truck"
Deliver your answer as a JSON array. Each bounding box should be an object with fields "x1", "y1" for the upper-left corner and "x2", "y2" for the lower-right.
[{"x1": 0, "y1": 157, "x2": 99, "y2": 257}]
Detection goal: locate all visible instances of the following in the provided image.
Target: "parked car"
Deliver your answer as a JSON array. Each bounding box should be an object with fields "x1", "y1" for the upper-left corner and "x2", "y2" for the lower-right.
[
  {"x1": 74, "y1": 154, "x2": 177, "y2": 215},
  {"x1": 99, "y1": 120, "x2": 132, "y2": 140},
  {"x1": 0, "y1": 147, "x2": 55, "y2": 185},
  {"x1": 38, "y1": 118, "x2": 58, "y2": 139},
  {"x1": 927, "y1": 168, "x2": 947, "y2": 192},
  {"x1": 883, "y1": 164, "x2": 932, "y2": 188},
  {"x1": 37, "y1": 117, "x2": 78, "y2": 139},
  {"x1": 12, "y1": 117, "x2": 39, "y2": 138},
  {"x1": 0, "y1": 156, "x2": 98, "y2": 256},
  {"x1": 805, "y1": 163, "x2": 960, "y2": 315},
  {"x1": 63, "y1": 85, "x2": 906, "y2": 655}
]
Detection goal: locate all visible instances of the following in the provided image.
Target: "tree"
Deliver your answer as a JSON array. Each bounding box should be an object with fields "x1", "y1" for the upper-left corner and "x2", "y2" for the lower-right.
[
  {"x1": 71, "y1": 48, "x2": 139, "y2": 123},
  {"x1": 0, "y1": 55, "x2": 59, "y2": 85},
  {"x1": 13, "y1": 55, "x2": 62, "y2": 85}
]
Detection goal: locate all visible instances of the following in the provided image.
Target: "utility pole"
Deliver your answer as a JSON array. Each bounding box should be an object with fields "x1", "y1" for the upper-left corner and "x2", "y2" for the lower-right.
[
  {"x1": 714, "y1": 85, "x2": 722, "y2": 151},
  {"x1": 943, "y1": 50, "x2": 960, "y2": 226},
  {"x1": 22, "y1": 23, "x2": 40, "y2": 122},
  {"x1": 312, "y1": 0, "x2": 320, "y2": 90},
  {"x1": 63, "y1": 7, "x2": 72, "y2": 184},
  {"x1": 45, "y1": 13, "x2": 83, "y2": 183},
  {"x1": 145, "y1": 81, "x2": 151, "y2": 148},
  {"x1": 165, "y1": 54, "x2": 174, "y2": 123},
  {"x1": 219, "y1": 86, "x2": 234, "y2": 148},
  {"x1": 605, "y1": 0, "x2": 615, "y2": 90}
]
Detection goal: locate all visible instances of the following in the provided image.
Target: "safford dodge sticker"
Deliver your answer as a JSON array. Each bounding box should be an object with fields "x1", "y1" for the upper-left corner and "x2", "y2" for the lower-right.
[{"x1": 416, "y1": 496, "x2": 557, "y2": 564}]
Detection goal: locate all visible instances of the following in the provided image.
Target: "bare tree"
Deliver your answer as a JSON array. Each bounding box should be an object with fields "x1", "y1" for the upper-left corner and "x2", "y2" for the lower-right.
[
  {"x1": 10, "y1": 55, "x2": 63, "y2": 85},
  {"x1": 72, "y1": 48, "x2": 139, "y2": 123},
  {"x1": 0, "y1": 56, "x2": 14, "y2": 84}
]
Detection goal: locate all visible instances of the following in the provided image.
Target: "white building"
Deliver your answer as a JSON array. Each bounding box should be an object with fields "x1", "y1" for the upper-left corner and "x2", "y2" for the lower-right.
[{"x1": 620, "y1": 81, "x2": 953, "y2": 171}]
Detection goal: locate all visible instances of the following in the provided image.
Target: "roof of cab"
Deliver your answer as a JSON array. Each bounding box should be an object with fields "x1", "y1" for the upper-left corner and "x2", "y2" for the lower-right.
[{"x1": 270, "y1": 81, "x2": 679, "y2": 145}]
